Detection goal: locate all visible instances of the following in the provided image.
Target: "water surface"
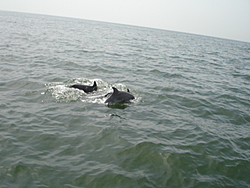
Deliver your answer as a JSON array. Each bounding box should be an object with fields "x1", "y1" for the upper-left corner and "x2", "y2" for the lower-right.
[{"x1": 0, "y1": 11, "x2": 250, "y2": 188}]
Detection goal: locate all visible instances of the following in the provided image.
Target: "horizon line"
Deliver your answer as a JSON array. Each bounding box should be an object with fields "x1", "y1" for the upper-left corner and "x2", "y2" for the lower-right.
[{"x1": 1, "y1": 9, "x2": 249, "y2": 44}]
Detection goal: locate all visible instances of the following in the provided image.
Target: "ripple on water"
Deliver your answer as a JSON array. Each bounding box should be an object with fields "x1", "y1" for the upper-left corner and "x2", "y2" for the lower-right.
[{"x1": 1, "y1": 11, "x2": 250, "y2": 188}]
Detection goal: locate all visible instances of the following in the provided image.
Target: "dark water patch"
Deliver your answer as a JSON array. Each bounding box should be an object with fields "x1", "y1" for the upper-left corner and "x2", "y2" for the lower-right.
[
  {"x1": 149, "y1": 68, "x2": 184, "y2": 79},
  {"x1": 233, "y1": 73, "x2": 250, "y2": 82},
  {"x1": 90, "y1": 65, "x2": 117, "y2": 74},
  {"x1": 106, "y1": 103, "x2": 132, "y2": 109}
]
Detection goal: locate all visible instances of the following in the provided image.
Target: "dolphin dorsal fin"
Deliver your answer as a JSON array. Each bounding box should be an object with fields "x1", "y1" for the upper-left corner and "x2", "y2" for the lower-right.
[
  {"x1": 112, "y1": 87, "x2": 119, "y2": 94},
  {"x1": 127, "y1": 89, "x2": 130, "y2": 93},
  {"x1": 93, "y1": 81, "x2": 97, "y2": 87}
]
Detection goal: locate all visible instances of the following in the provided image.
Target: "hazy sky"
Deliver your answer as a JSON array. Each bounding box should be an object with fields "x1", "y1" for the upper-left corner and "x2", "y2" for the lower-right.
[{"x1": 1, "y1": 0, "x2": 250, "y2": 42}]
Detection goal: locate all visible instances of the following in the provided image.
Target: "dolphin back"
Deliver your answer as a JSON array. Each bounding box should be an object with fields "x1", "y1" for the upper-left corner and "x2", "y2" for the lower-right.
[
  {"x1": 105, "y1": 87, "x2": 135, "y2": 104},
  {"x1": 70, "y1": 81, "x2": 97, "y2": 93}
]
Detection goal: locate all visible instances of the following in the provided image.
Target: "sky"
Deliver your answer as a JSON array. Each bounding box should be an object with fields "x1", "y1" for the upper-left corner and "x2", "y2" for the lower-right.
[{"x1": 1, "y1": 0, "x2": 250, "y2": 43}]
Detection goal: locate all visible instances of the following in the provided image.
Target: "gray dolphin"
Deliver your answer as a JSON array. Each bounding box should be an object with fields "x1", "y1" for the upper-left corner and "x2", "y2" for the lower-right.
[
  {"x1": 70, "y1": 81, "x2": 97, "y2": 93},
  {"x1": 105, "y1": 87, "x2": 135, "y2": 104},
  {"x1": 104, "y1": 88, "x2": 130, "y2": 97}
]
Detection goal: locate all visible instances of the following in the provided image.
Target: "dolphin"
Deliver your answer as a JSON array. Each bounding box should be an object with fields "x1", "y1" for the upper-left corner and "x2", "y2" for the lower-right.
[
  {"x1": 70, "y1": 81, "x2": 97, "y2": 93},
  {"x1": 105, "y1": 87, "x2": 135, "y2": 104},
  {"x1": 104, "y1": 88, "x2": 130, "y2": 97}
]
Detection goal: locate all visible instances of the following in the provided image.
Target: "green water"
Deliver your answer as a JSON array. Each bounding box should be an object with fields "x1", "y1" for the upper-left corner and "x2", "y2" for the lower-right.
[{"x1": 0, "y1": 11, "x2": 250, "y2": 188}]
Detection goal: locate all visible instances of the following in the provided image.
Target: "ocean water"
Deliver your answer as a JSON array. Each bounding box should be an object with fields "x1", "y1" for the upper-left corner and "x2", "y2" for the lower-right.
[{"x1": 0, "y1": 10, "x2": 250, "y2": 188}]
